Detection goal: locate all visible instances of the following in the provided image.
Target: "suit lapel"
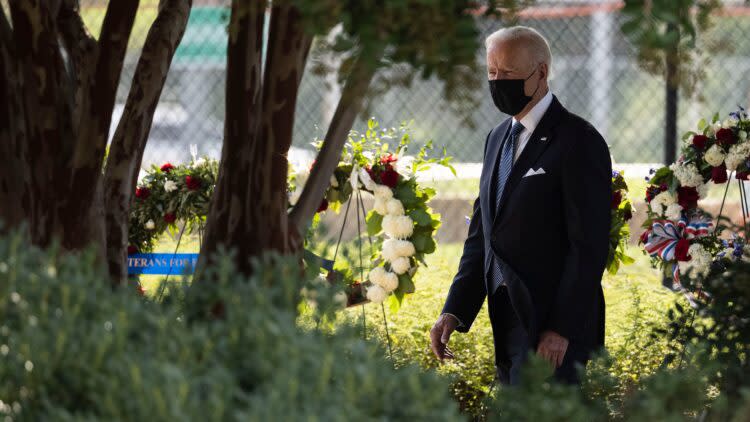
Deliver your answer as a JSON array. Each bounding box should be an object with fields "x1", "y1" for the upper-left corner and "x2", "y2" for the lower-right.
[
  {"x1": 493, "y1": 96, "x2": 565, "y2": 226},
  {"x1": 481, "y1": 120, "x2": 511, "y2": 228}
]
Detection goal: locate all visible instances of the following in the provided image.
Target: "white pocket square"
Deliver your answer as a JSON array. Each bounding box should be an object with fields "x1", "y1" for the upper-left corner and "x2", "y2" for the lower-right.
[{"x1": 523, "y1": 167, "x2": 546, "y2": 178}]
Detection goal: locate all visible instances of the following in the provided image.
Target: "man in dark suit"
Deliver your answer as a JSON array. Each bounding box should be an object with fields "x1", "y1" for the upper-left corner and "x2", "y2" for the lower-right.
[{"x1": 429, "y1": 26, "x2": 611, "y2": 385}]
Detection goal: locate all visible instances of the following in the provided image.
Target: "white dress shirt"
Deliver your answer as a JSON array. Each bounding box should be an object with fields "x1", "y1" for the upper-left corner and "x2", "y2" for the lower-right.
[{"x1": 511, "y1": 89, "x2": 553, "y2": 162}]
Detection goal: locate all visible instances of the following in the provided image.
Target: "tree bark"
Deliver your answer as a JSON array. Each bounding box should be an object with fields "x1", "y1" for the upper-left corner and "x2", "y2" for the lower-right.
[
  {"x1": 199, "y1": 1, "x2": 314, "y2": 276},
  {"x1": 0, "y1": 10, "x2": 30, "y2": 232},
  {"x1": 103, "y1": 0, "x2": 192, "y2": 285},
  {"x1": 288, "y1": 50, "x2": 381, "y2": 233}
]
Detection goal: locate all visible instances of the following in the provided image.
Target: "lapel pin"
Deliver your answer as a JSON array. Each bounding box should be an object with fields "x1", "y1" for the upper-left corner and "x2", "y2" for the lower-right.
[{"x1": 540, "y1": 137, "x2": 548, "y2": 142}]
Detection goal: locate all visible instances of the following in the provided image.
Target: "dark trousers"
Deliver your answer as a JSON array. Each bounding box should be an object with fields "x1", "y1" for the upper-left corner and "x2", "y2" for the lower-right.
[{"x1": 489, "y1": 286, "x2": 591, "y2": 385}]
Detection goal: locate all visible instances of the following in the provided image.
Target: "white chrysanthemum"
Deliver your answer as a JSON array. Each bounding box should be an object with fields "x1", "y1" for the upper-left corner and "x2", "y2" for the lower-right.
[
  {"x1": 665, "y1": 203, "x2": 683, "y2": 221},
  {"x1": 145, "y1": 219, "x2": 155, "y2": 230},
  {"x1": 191, "y1": 157, "x2": 206, "y2": 168},
  {"x1": 678, "y1": 244, "x2": 712, "y2": 279},
  {"x1": 697, "y1": 183, "x2": 710, "y2": 199},
  {"x1": 368, "y1": 266, "x2": 387, "y2": 285},
  {"x1": 366, "y1": 284, "x2": 388, "y2": 303},
  {"x1": 394, "y1": 240, "x2": 416, "y2": 257},
  {"x1": 378, "y1": 271, "x2": 399, "y2": 292},
  {"x1": 373, "y1": 198, "x2": 388, "y2": 215},
  {"x1": 670, "y1": 163, "x2": 703, "y2": 188},
  {"x1": 725, "y1": 143, "x2": 750, "y2": 171},
  {"x1": 374, "y1": 185, "x2": 393, "y2": 201},
  {"x1": 705, "y1": 144, "x2": 726, "y2": 167},
  {"x1": 391, "y1": 256, "x2": 411, "y2": 275},
  {"x1": 164, "y1": 180, "x2": 178, "y2": 193},
  {"x1": 651, "y1": 190, "x2": 677, "y2": 215},
  {"x1": 386, "y1": 198, "x2": 405, "y2": 216},
  {"x1": 383, "y1": 215, "x2": 414, "y2": 239},
  {"x1": 722, "y1": 118, "x2": 738, "y2": 129}
]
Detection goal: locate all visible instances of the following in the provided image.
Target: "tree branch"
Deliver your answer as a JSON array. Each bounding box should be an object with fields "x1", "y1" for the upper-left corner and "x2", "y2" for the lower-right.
[
  {"x1": 103, "y1": 0, "x2": 192, "y2": 285},
  {"x1": 288, "y1": 49, "x2": 382, "y2": 233}
]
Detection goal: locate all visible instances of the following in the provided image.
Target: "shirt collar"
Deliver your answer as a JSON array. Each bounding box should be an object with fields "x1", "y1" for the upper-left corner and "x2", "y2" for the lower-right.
[{"x1": 512, "y1": 89, "x2": 553, "y2": 133}]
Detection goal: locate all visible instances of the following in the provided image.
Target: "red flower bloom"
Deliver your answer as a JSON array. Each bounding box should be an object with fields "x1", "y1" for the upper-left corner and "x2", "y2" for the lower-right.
[
  {"x1": 380, "y1": 168, "x2": 400, "y2": 188},
  {"x1": 135, "y1": 187, "x2": 150, "y2": 200},
  {"x1": 737, "y1": 171, "x2": 750, "y2": 181},
  {"x1": 639, "y1": 230, "x2": 650, "y2": 244},
  {"x1": 645, "y1": 186, "x2": 664, "y2": 202},
  {"x1": 160, "y1": 163, "x2": 175, "y2": 173},
  {"x1": 692, "y1": 134, "x2": 709, "y2": 150},
  {"x1": 164, "y1": 212, "x2": 176, "y2": 224},
  {"x1": 624, "y1": 208, "x2": 633, "y2": 221},
  {"x1": 611, "y1": 190, "x2": 622, "y2": 209},
  {"x1": 185, "y1": 175, "x2": 201, "y2": 190},
  {"x1": 711, "y1": 164, "x2": 728, "y2": 184},
  {"x1": 675, "y1": 239, "x2": 692, "y2": 262},
  {"x1": 715, "y1": 128, "x2": 736, "y2": 146},
  {"x1": 317, "y1": 198, "x2": 328, "y2": 213},
  {"x1": 380, "y1": 154, "x2": 398, "y2": 166},
  {"x1": 127, "y1": 245, "x2": 138, "y2": 255},
  {"x1": 677, "y1": 186, "x2": 699, "y2": 210}
]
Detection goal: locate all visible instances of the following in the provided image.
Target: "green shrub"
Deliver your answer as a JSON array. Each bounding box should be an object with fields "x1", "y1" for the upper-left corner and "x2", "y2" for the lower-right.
[{"x1": 0, "y1": 231, "x2": 460, "y2": 421}]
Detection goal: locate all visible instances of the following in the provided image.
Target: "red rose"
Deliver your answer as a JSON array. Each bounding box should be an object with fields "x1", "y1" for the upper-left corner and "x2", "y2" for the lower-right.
[
  {"x1": 380, "y1": 168, "x2": 399, "y2": 188},
  {"x1": 160, "y1": 163, "x2": 175, "y2": 172},
  {"x1": 692, "y1": 134, "x2": 709, "y2": 150},
  {"x1": 711, "y1": 164, "x2": 728, "y2": 184},
  {"x1": 737, "y1": 171, "x2": 750, "y2": 181},
  {"x1": 185, "y1": 175, "x2": 201, "y2": 190},
  {"x1": 624, "y1": 208, "x2": 633, "y2": 221},
  {"x1": 715, "y1": 128, "x2": 736, "y2": 146},
  {"x1": 135, "y1": 187, "x2": 150, "y2": 200},
  {"x1": 317, "y1": 198, "x2": 328, "y2": 213},
  {"x1": 611, "y1": 190, "x2": 622, "y2": 209},
  {"x1": 674, "y1": 239, "x2": 692, "y2": 262},
  {"x1": 127, "y1": 245, "x2": 138, "y2": 255},
  {"x1": 677, "y1": 186, "x2": 699, "y2": 210},
  {"x1": 164, "y1": 212, "x2": 176, "y2": 223}
]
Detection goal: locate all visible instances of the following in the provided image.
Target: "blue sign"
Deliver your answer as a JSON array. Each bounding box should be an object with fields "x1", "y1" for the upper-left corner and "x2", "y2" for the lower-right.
[{"x1": 128, "y1": 253, "x2": 199, "y2": 276}]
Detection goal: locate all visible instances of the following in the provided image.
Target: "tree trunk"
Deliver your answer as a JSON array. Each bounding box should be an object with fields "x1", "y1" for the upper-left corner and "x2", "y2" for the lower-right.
[
  {"x1": 288, "y1": 50, "x2": 382, "y2": 233},
  {"x1": 198, "y1": 1, "x2": 311, "y2": 276},
  {"x1": 0, "y1": 10, "x2": 30, "y2": 232},
  {"x1": 104, "y1": 0, "x2": 192, "y2": 285}
]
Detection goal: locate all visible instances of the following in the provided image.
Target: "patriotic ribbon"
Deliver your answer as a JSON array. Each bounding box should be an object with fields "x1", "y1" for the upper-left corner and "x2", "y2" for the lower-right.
[{"x1": 643, "y1": 217, "x2": 712, "y2": 261}]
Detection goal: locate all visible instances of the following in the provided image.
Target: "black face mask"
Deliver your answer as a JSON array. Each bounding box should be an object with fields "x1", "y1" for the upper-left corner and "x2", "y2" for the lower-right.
[{"x1": 488, "y1": 68, "x2": 540, "y2": 116}]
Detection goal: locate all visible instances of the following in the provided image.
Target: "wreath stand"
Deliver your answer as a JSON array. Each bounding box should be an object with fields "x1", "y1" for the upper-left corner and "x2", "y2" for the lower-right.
[{"x1": 319, "y1": 187, "x2": 395, "y2": 361}]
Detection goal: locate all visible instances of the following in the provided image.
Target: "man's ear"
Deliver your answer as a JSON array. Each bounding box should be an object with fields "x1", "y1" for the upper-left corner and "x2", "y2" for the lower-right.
[{"x1": 538, "y1": 62, "x2": 549, "y2": 82}]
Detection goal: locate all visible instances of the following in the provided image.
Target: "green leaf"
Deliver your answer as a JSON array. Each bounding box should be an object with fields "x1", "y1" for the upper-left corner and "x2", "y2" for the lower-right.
[
  {"x1": 398, "y1": 273, "x2": 415, "y2": 294},
  {"x1": 697, "y1": 118, "x2": 707, "y2": 131},
  {"x1": 366, "y1": 211, "x2": 383, "y2": 236},
  {"x1": 408, "y1": 208, "x2": 432, "y2": 226}
]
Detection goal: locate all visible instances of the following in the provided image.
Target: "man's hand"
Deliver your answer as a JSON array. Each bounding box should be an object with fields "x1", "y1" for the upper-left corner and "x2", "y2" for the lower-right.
[
  {"x1": 536, "y1": 330, "x2": 569, "y2": 368},
  {"x1": 430, "y1": 314, "x2": 458, "y2": 362}
]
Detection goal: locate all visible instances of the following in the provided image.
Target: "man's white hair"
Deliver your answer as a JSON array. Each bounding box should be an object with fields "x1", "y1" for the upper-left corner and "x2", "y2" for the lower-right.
[{"x1": 485, "y1": 26, "x2": 552, "y2": 70}]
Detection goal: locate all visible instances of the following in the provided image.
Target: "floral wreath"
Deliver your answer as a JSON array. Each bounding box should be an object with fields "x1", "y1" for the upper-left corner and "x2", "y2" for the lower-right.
[
  {"x1": 608, "y1": 170, "x2": 635, "y2": 274},
  {"x1": 291, "y1": 119, "x2": 451, "y2": 311},
  {"x1": 128, "y1": 146, "x2": 218, "y2": 255},
  {"x1": 641, "y1": 107, "x2": 750, "y2": 292}
]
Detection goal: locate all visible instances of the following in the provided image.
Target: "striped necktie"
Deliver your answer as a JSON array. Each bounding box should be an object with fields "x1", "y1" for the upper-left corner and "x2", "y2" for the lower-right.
[{"x1": 490, "y1": 121, "x2": 524, "y2": 294}]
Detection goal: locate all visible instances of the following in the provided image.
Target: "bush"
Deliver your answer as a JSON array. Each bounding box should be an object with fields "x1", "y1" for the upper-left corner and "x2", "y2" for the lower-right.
[{"x1": 0, "y1": 231, "x2": 460, "y2": 421}]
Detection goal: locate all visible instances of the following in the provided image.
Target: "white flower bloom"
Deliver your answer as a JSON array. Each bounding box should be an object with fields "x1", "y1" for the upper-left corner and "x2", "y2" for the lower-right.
[
  {"x1": 366, "y1": 284, "x2": 388, "y2": 303},
  {"x1": 665, "y1": 203, "x2": 683, "y2": 221},
  {"x1": 382, "y1": 239, "x2": 415, "y2": 262},
  {"x1": 386, "y1": 198, "x2": 405, "y2": 216},
  {"x1": 670, "y1": 163, "x2": 703, "y2": 188},
  {"x1": 382, "y1": 215, "x2": 414, "y2": 239},
  {"x1": 330, "y1": 174, "x2": 339, "y2": 188},
  {"x1": 725, "y1": 143, "x2": 750, "y2": 171},
  {"x1": 378, "y1": 271, "x2": 399, "y2": 292},
  {"x1": 395, "y1": 155, "x2": 415, "y2": 178},
  {"x1": 373, "y1": 185, "x2": 393, "y2": 201},
  {"x1": 145, "y1": 220, "x2": 155, "y2": 230},
  {"x1": 704, "y1": 144, "x2": 726, "y2": 167},
  {"x1": 697, "y1": 183, "x2": 710, "y2": 199},
  {"x1": 334, "y1": 291, "x2": 348, "y2": 308},
  {"x1": 713, "y1": 122, "x2": 724, "y2": 133},
  {"x1": 191, "y1": 157, "x2": 206, "y2": 168},
  {"x1": 722, "y1": 118, "x2": 738, "y2": 129},
  {"x1": 678, "y1": 243, "x2": 712, "y2": 279},
  {"x1": 164, "y1": 180, "x2": 178, "y2": 193},
  {"x1": 394, "y1": 240, "x2": 416, "y2": 257},
  {"x1": 368, "y1": 266, "x2": 387, "y2": 285},
  {"x1": 391, "y1": 256, "x2": 411, "y2": 275},
  {"x1": 651, "y1": 190, "x2": 677, "y2": 215},
  {"x1": 373, "y1": 198, "x2": 389, "y2": 215},
  {"x1": 358, "y1": 167, "x2": 377, "y2": 191}
]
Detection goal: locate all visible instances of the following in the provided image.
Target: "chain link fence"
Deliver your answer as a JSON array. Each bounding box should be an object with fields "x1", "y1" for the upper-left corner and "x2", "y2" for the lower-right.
[{"x1": 27, "y1": 1, "x2": 750, "y2": 194}]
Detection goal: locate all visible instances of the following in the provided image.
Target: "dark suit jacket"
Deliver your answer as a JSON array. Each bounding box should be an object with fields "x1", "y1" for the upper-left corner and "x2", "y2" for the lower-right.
[{"x1": 442, "y1": 95, "x2": 611, "y2": 350}]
